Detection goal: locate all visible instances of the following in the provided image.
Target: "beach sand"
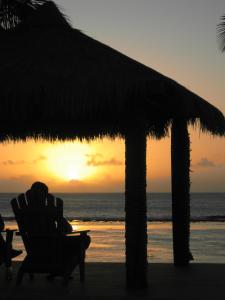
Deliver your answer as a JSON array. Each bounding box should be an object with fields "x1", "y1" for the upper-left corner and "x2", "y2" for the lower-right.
[{"x1": 0, "y1": 262, "x2": 225, "y2": 299}]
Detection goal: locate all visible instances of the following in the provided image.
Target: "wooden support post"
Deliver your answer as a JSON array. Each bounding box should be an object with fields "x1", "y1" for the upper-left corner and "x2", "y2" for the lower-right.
[
  {"x1": 171, "y1": 118, "x2": 191, "y2": 266},
  {"x1": 125, "y1": 122, "x2": 148, "y2": 288}
]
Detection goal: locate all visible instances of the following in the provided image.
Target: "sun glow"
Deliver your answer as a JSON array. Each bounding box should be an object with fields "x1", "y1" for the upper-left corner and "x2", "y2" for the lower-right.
[{"x1": 45, "y1": 143, "x2": 95, "y2": 181}]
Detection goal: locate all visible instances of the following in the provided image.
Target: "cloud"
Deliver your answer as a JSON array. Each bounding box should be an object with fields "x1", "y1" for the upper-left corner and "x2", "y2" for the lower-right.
[
  {"x1": 32, "y1": 155, "x2": 47, "y2": 164},
  {"x1": 86, "y1": 153, "x2": 123, "y2": 167},
  {"x1": 194, "y1": 158, "x2": 224, "y2": 168},
  {"x1": 2, "y1": 160, "x2": 26, "y2": 165},
  {"x1": 0, "y1": 175, "x2": 38, "y2": 192},
  {"x1": 54, "y1": 174, "x2": 125, "y2": 193},
  {"x1": 0, "y1": 175, "x2": 59, "y2": 193},
  {"x1": 2, "y1": 155, "x2": 47, "y2": 166}
]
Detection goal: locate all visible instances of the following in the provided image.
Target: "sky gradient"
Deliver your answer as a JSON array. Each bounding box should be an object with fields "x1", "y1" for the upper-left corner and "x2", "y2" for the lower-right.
[{"x1": 0, "y1": 0, "x2": 224, "y2": 192}]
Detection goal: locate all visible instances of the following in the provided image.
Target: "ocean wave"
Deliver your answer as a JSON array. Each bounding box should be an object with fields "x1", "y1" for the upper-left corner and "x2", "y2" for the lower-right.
[
  {"x1": 3, "y1": 215, "x2": 225, "y2": 222},
  {"x1": 67, "y1": 216, "x2": 225, "y2": 222}
]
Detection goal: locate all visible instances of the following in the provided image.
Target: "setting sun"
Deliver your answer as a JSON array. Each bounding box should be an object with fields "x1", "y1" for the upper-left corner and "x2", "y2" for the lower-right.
[{"x1": 45, "y1": 143, "x2": 96, "y2": 181}]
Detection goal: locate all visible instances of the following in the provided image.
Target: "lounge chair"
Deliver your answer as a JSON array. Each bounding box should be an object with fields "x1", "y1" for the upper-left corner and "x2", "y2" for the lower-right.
[{"x1": 11, "y1": 191, "x2": 89, "y2": 285}]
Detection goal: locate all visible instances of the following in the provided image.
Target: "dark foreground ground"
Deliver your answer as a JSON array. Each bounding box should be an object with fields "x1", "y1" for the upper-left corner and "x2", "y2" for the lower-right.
[{"x1": 0, "y1": 262, "x2": 225, "y2": 299}]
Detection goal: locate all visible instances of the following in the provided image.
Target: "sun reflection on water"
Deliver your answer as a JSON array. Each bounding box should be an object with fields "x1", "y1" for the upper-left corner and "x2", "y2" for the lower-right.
[{"x1": 5, "y1": 221, "x2": 225, "y2": 263}]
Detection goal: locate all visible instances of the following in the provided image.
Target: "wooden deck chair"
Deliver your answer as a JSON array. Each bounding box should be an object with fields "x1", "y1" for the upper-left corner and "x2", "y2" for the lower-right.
[{"x1": 11, "y1": 191, "x2": 89, "y2": 285}]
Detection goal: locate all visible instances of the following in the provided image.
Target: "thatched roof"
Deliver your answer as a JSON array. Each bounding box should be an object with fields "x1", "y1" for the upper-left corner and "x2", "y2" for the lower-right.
[{"x1": 0, "y1": 1, "x2": 224, "y2": 141}]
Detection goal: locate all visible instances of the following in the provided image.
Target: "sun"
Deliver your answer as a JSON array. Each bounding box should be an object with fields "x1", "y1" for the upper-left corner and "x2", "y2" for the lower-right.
[
  {"x1": 45, "y1": 142, "x2": 95, "y2": 181},
  {"x1": 66, "y1": 169, "x2": 80, "y2": 181}
]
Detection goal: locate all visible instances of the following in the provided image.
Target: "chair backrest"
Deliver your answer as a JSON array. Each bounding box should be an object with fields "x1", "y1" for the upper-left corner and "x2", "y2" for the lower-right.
[{"x1": 11, "y1": 190, "x2": 63, "y2": 256}]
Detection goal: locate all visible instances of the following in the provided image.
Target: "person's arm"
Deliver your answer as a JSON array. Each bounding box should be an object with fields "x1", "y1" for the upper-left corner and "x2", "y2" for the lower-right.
[{"x1": 58, "y1": 217, "x2": 73, "y2": 233}]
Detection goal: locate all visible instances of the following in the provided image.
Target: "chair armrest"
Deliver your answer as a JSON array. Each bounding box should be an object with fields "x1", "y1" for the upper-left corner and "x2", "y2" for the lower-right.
[
  {"x1": 16, "y1": 232, "x2": 64, "y2": 238},
  {"x1": 65, "y1": 230, "x2": 90, "y2": 236},
  {"x1": 16, "y1": 230, "x2": 90, "y2": 237}
]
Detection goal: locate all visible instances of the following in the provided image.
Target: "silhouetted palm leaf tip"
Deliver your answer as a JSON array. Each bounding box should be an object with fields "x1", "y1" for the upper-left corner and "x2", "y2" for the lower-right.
[
  {"x1": 0, "y1": 0, "x2": 47, "y2": 29},
  {"x1": 217, "y1": 15, "x2": 225, "y2": 52}
]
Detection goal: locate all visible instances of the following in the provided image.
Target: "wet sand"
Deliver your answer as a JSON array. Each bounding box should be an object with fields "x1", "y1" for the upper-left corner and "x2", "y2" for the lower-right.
[{"x1": 0, "y1": 262, "x2": 225, "y2": 299}]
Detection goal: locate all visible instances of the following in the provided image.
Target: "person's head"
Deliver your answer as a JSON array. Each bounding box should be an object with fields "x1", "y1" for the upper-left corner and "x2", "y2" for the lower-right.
[{"x1": 30, "y1": 181, "x2": 48, "y2": 198}]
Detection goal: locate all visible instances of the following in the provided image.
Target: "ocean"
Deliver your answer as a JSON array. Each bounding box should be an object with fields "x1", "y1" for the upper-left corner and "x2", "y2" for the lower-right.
[{"x1": 1, "y1": 193, "x2": 225, "y2": 263}]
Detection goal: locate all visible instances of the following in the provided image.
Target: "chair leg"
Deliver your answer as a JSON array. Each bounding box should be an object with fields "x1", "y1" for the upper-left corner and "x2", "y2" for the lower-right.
[
  {"x1": 62, "y1": 265, "x2": 75, "y2": 286},
  {"x1": 16, "y1": 259, "x2": 27, "y2": 286},
  {"x1": 16, "y1": 267, "x2": 25, "y2": 285},
  {"x1": 79, "y1": 260, "x2": 85, "y2": 282},
  {"x1": 79, "y1": 248, "x2": 85, "y2": 282},
  {"x1": 62, "y1": 255, "x2": 80, "y2": 286},
  {"x1": 5, "y1": 266, "x2": 13, "y2": 281},
  {"x1": 62, "y1": 273, "x2": 71, "y2": 286}
]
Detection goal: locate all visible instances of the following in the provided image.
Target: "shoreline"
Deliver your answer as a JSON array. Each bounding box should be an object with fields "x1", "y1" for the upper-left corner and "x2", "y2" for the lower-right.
[{"x1": 4, "y1": 217, "x2": 225, "y2": 222}]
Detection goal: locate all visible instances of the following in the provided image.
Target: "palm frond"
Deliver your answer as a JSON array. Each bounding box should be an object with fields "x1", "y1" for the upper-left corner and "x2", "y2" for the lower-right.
[{"x1": 0, "y1": 0, "x2": 48, "y2": 29}]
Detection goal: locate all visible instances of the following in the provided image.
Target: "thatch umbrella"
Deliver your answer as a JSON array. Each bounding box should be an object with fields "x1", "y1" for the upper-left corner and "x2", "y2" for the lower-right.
[{"x1": 0, "y1": 0, "x2": 224, "y2": 288}]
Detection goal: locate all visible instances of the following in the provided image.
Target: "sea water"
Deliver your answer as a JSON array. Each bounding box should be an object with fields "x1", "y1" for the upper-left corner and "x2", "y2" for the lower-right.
[{"x1": 1, "y1": 193, "x2": 225, "y2": 263}]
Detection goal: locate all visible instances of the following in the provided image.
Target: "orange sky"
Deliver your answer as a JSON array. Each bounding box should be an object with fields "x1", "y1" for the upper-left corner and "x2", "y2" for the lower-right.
[
  {"x1": 0, "y1": 129, "x2": 224, "y2": 192},
  {"x1": 0, "y1": 1, "x2": 224, "y2": 193}
]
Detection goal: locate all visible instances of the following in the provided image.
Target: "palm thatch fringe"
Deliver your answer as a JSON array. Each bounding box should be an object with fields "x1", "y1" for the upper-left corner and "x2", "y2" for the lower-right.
[
  {"x1": 171, "y1": 119, "x2": 191, "y2": 266},
  {"x1": 125, "y1": 116, "x2": 147, "y2": 288}
]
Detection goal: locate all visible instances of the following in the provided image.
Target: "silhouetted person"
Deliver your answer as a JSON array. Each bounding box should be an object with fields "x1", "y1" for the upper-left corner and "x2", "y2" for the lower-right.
[{"x1": 29, "y1": 182, "x2": 91, "y2": 277}]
